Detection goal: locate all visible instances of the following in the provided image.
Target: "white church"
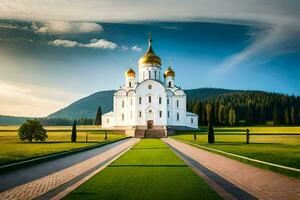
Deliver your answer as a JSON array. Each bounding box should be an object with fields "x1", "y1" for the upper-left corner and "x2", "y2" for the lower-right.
[{"x1": 102, "y1": 34, "x2": 198, "y2": 137}]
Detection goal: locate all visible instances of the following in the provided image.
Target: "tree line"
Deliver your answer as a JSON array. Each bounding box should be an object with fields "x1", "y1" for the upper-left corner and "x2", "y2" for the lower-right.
[{"x1": 187, "y1": 91, "x2": 300, "y2": 126}]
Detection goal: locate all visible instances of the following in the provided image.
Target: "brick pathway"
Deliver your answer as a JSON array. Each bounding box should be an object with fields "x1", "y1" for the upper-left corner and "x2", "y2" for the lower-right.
[
  {"x1": 163, "y1": 138, "x2": 300, "y2": 200},
  {"x1": 0, "y1": 138, "x2": 139, "y2": 200}
]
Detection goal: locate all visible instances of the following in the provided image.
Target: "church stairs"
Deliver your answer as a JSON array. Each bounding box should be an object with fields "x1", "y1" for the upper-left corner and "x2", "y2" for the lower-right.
[{"x1": 145, "y1": 130, "x2": 166, "y2": 138}]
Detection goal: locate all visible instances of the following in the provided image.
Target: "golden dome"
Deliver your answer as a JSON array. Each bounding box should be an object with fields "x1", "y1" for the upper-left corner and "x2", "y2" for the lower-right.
[
  {"x1": 125, "y1": 68, "x2": 135, "y2": 77},
  {"x1": 138, "y1": 33, "x2": 162, "y2": 67},
  {"x1": 164, "y1": 66, "x2": 175, "y2": 77}
]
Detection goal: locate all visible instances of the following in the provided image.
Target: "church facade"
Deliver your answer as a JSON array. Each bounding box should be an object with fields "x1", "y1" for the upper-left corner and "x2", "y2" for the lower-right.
[{"x1": 102, "y1": 34, "x2": 198, "y2": 137}]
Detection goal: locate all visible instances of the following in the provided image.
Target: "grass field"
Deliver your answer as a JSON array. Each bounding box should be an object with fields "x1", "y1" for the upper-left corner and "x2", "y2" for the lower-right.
[
  {"x1": 0, "y1": 126, "x2": 126, "y2": 166},
  {"x1": 64, "y1": 139, "x2": 221, "y2": 200},
  {"x1": 173, "y1": 126, "x2": 300, "y2": 177}
]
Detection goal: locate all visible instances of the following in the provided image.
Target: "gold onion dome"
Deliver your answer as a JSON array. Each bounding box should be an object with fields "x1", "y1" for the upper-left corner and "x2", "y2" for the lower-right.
[
  {"x1": 125, "y1": 68, "x2": 136, "y2": 77},
  {"x1": 138, "y1": 33, "x2": 162, "y2": 67},
  {"x1": 164, "y1": 66, "x2": 175, "y2": 77}
]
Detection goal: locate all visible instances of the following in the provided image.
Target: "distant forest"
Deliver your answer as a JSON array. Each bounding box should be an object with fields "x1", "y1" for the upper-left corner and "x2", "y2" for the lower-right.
[
  {"x1": 187, "y1": 91, "x2": 300, "y2": 126},
  {"x1": 38, "y1": 118, "x2": 94, "y2": 126}
]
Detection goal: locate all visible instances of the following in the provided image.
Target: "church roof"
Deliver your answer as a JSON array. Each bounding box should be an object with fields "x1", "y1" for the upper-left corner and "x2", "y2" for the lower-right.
[
  {"x1": 164, "y1": 66, "x2": 175, "y2": 77},
  {"x1": 138, "y1": 33, "x2": 162, "y2": 67}
]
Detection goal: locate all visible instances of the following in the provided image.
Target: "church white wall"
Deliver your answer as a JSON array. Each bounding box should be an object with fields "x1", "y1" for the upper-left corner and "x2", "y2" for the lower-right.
[
  {"x1": 135, "y1": 79, "x2": 167, "y2": 127},
  {"x1": 186, "y1": 115, "x2": 198, "y2": 128},
  {"x1": 102, "y1": 114, "x2": 115, "y2": 128},
  {"x1": 138, "y1": 64, "x2": 161, "y2": 82}
]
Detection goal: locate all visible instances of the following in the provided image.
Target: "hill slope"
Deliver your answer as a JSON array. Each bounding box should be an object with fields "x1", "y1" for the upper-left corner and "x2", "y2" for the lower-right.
[
  {"x1": 48, "y1": 90, "x2": 115, "y2": 119},
  {"x1": 48, "y1": 88, "x2": 237, "y2": 119}
]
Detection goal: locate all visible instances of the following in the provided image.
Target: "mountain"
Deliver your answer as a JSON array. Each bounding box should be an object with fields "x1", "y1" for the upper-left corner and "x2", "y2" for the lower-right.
[
  {"x1": 47, "y1": 88, "x2": 238, "y2": 119},
  {"x1": 47, "y1": 90, "x2": 115, "y2": 119},
  {"x1": 0, "y1": 115, "x2": 29, "y2": 125}
]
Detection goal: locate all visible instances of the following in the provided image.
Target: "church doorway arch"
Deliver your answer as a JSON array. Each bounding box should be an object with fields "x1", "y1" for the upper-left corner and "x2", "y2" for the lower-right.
[{"x1": 145, "y1": 107, "x2": 155, "y2": 129}]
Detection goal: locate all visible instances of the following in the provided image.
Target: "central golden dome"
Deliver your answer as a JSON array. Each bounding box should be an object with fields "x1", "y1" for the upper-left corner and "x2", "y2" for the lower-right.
[{"x1": 138, "y1": 33, "x2": 161, "y2": 67}]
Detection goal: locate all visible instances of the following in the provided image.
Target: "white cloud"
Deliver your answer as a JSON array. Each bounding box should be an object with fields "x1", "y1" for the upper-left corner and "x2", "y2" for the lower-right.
[
  {"x1": 48, "y1": 39, "x2": 78, "y2": 48},
  {"x1": 1, "y1": 1, "x2": 299, "y2": 72},
  {"x1": 121, "y1": 46, "x2": 129, "y2": 51},
  {"x1": 79, "y1": 39, "x2": 118, "y2": 49},
  {"x1": 48, "y1": 38, "x2": 118, "y2": 49},
  {"x1": 32, "y1": 21, "x2": 103, "y2": 34},
  {"x1": 131, "y1": 45, "x2": 142, "y2": 52}
]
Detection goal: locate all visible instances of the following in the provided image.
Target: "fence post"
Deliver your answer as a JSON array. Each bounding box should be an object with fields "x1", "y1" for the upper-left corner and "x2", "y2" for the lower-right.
[
  {"x1": 246, "y1": 129, "x2": 250, "y2": 144},
  {"x1": 194, "y1": 132, "x2": 197, "y2": 140}
]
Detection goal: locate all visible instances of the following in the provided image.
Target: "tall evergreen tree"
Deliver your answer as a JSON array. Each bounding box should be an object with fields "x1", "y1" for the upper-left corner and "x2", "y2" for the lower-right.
[
  {"x1": 208, "y1": 124, "x2": 215, "y2": 143},
  {"x1": 291, "y1": 106, "x2": 296, "y2": 125},
  {"x1": 95, "y1": 106, "x2": 102, "y2": 125},
  {"x1": 206, "y1": 103, "x2": 213, "y2": 124},
  {"x1": 228, "y1": 107, "x2": 236, "y2": 126},
  {"x1": 284, "y1": 108, "x2": 290, "y2": 125},
  {"x1": 71, "y1": 120, "x2": 77, "y2": 142},
  {"x1": 273, "y1": 104, "x2": 280, "y2": 125},
  {"x1": 218, "y1": 104, "x2": 224, "y2": 125}
]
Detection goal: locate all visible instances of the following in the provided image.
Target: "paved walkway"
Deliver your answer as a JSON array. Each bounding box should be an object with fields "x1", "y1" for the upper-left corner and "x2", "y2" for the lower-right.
[
  {"x1": 0, "y1": 138, "x2": 139, "y2": 200},
  {"x1": 163, "y1": 138, "x2": 300, "y2": 200}
]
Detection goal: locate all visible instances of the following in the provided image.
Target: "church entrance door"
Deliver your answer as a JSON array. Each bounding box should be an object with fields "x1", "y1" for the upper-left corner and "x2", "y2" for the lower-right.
[{"x1": 147, "y1": 120, "x2": 153, "y2": 129}]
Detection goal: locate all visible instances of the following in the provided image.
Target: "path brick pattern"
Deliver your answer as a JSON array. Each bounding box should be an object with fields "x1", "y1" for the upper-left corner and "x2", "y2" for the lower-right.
[
  {"x1": 163, "y1": 138, "x2": 300, "y2": 200},
  {"x1": 0, "y1": 138, "x2": 139, "y2": 200}
]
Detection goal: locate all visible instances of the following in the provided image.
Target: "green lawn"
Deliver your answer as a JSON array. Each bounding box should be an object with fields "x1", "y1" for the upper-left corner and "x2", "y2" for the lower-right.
[
  {"x1": 172, "y1": 126, "x2": 300, "y2": 177},
  {"x1": 0, "y1": 128, "x2": 126, "y2": 166},
  {"x1": 64, "y1": 139, "x2": 221, "y2": 200}
]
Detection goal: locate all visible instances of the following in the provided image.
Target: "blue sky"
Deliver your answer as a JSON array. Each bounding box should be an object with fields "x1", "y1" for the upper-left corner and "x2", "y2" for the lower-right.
[{"x1": 0, "y1": 0, "x2": 299, "y2": 117}]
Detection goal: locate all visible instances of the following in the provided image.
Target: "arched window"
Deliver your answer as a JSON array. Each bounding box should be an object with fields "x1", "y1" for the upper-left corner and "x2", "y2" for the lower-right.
[
  {"x1": 159, "y1": 111, "x2": 162, "y2": 118},
  {"x1": 191, "y1": 118, "x2": 193, "y2": 123},
  {"x1": 159, "y1": 97, "x2": 162, "y2": 104},
  {"x1": 129, "y1": 82, "x2": 132, "y2": 87},
  {"x1": 122, "y1": 100, "x2": 124, "y2": 108},
  {"x1": 139, "y1": 97, "x2": 142, "y2": 104},
  {"x1": 176, "y1": 100, "x2": 179, "y2": 108},
  {"x1": 148, "y1": 96, "x2": 151, "y2": 103},
  {"x1": 122, "y1": 114, "x2": 124, "y2": 121},
  {"x1": 139, "y1": 111, "x2": 142, "y2": 118},
  {"x1": 168, "y1": 81, "x2": 171, "y2": 87},
  {"x1": 167, "y1": 111, "x2": 170, "y2": 118},
  {"x1": 154, "y1": 71, "x2": 157, "y2": 79},
  {"x1": 148, "y1": 71, "x2": 151, "y2": 79},
  {"x1": 177, "y1": 113, "x2": 179, "y2": 121}
]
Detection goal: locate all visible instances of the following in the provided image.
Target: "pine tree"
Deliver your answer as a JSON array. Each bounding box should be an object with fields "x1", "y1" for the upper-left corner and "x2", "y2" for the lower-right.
[
  {"x1": 218, "y1": 104, "x2": 224, "y2": 125},
  {"x1": 228, "y1": 107, "x2": 236, "y2": 126},
  {"x1": 273, "y1": 104, "x2": 279, "y2": 125},
  {"x1": 71, "y1": 120, "x2": 77, "y2": 142},
  {"x1": 206, "y1": 103, "x2": 213, "y2": 124},
  {"x1": 284, "y1": 108, "x2": 290, "y2": 125},
  {"x1": 95, "y1": 106, "x2": 102, "y2": 125},
  {"x1": 208, "y1": 124, "x2": 215, "y2": 143},
  {"x1": 291, "y1": 106, "x2": 295, "y2": 125}
]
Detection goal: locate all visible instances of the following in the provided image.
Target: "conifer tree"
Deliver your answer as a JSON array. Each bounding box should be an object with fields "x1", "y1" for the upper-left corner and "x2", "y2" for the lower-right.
[
  {"x1": 71, "y1": 120, "x2": 77, "y2": 142},
  {"x1": 208, "y1": 123, "x2": 215, "y2": 143},
  {"x1": 95, "y1": 106, "x2": 102, "y2": 125},
  {"x1": 291, "y1": 107, "x2": 295, "y2": 125},
  {"x1": 284, "y1": 108, "x2": 290, "y2": 125}
]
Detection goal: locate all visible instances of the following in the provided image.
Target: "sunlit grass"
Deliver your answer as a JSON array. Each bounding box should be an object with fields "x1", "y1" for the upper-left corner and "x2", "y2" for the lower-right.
[
  {"x1": 173, "y1": 126, "x2": 300, "y2": 177},
  {"x1": 0, "y1": 127, "x2": 126, "y2": 165},
  {"x1": 64, "y1": 139, "x2": 221, "y2": 200}
]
